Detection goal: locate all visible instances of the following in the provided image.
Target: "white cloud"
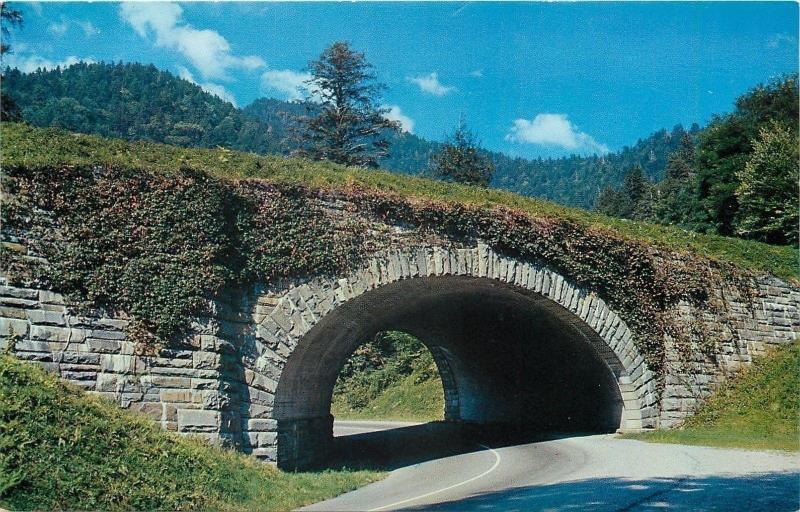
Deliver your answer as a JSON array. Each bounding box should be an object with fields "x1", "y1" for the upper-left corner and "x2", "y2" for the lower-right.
[
  {"x1": 260, "y1": 69, "x2": 313, "y2": 101},
  {"x1": 177, "y1": 66, "x2": 195, "y2": 82},
  {"x1": 28, "y1": 3, "x2": 43, "y2": 16},
  {"x1": 47, "y1": 20, "x2": 69, "y2": 36},
  {"x1": 469, "y1": 69, "x2": 483, "y2": 78},
  {"x1": 177, "y1": 66, "x2": 238, "y2": 106},
  {"x1": 408, "y1": 72, "x2": 455, "y2": 96},
  {"x1": 196, "y1": 82, "x2": 237, "y2": 107},
  {"x1": 1, "y1": 54, "x2": 94, "y2": 73},
  {"x1": 767, "y1": 33, "x2": 795, "y2": 49},
  {"x1": 47, "y1": 18, "x2": 99, "y2": 37},
  {"x1": 78, "y1": 21, "x2": 100, "y2": 37},
  {"x1": 506, "y1": 113, "x2": 609, "y2": 155},
  {"x1": 383, "y1": 105, "x2": 415, "y2": 134},
  {"x1": 120, "y1": 2, "x2": 264, "y2": 81}
]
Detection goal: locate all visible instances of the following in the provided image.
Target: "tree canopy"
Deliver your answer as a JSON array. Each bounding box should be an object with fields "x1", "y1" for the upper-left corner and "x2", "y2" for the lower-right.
[
  {"x1": 0, "y1": 2, "x2": 23, "y2": 121},
  {"x1": 736, "y1": 121, "x2": 799, "y2": 245},
  {"x1": 293, "y1": 41, "x2": 398, "y2": 167},
  {"x1": 595, "y1": 74, "x2": 798, "y2": 246},
  {"x1": 429, "y1": 118, "x2": 495, "y2": 187},
  {"x1": 695, "y1": 74, "x2": 798, "y2": 236},
  {"x1": 3, "y1": 60, "x2": 794, "y2": 246},
  {"x1": 3, "y1": 61, "x2": 688, "y2": 208}
]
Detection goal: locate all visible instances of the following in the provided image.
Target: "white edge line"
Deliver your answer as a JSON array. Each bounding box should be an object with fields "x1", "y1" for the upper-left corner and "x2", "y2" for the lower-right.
[{"x1": 367, "y1": 443, "x2": 502, "y2": 512}]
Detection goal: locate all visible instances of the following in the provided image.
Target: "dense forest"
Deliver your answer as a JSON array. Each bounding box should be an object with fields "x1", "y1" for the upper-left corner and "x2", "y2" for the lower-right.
[
  {"x1": 2, "y1": 63, "x2": 287, "y2": 154},
  {"x1": 492, "y1": 123, "x2": 700, "y2": 208},
  {"x1": 597, "y1": 75, "x2": 798, "y2": 245},
  {"x1": 4, "y1": 61, "x2": 681, "y2": 208},
  {"x1": 4, "y1": 63, "x2": 796, "y2": 243}
]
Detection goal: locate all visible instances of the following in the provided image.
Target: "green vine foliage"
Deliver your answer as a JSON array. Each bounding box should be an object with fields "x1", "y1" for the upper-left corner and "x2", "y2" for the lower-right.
[
  {"x1": 344, "y1": 186, "x2": 718, "y2": 378},
  {"x1": 235, "y1": 182, "x2": 364, "y2": 283},
  {"x1": 2, "y1": 165, "x2": 744, "y2": 383},
  {"x1": 2, "y1": 166, "x2": 363, "y2": 347}
]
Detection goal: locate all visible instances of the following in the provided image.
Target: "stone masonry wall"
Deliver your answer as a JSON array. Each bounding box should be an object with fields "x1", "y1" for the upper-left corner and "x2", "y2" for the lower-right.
[
  {"x1": 1, "y1": 240, "x2": 798, "y2": 463},
  {"x1": 659, "y1": 275, "x2": 799, "y2": 426},
  {"x1": 0, "y1": 282, "x2": 245, "y2": 448}
]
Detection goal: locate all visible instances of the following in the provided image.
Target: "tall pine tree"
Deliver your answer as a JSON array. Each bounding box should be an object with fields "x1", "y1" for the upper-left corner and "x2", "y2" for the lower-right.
[
  {"x1": 619, "y1": 166, "x2": 649, "y2": 219},
  {"x1": 0, "y1": 3, "x2": 23, "y2": 121},
  {"x1": 653, "y1": 134, "x2": 698, "y2": 227},
  {"x1": 294, "y1": 41, "x2": 399, "y2": 167}
]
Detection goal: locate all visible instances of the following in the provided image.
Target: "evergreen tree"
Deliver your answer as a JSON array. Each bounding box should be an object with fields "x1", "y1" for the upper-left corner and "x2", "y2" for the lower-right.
[
  {"x1": 619, "y1": 166, "x2": 648, "y2": 219},
  {"x1": 653, "y1": 134, "x2": 698, "y2": 226},
  {"x1": 634, "y1": 180, "x2": 657, "y2": 222},
  {"x1": 735, "y1": 121, "x2": 799, "y2": 245},
  {"x1": 595, "y1": 165, "x2": 656, "y2": 220},
  {"x1": 295, "y1": 41, "x2": 398, "y2": 167},
  {"x1": 0, "y1": 2, "x2": 23, "y2": 121},
  {"x1": 595, "y1": 186, "x2": 624, "y2": 217},
  {"x1": 429, "y1": 118, "x2": 495, "y2": 187},
  {"x1": 695, "y1": 74, "x2": 799, "y2": 236},
  {"x1": 4, "y1": 60, "x2": 698, "y2": 209},
  {"x1": 665, "y1": 134, "x2": 696, "y2": 182},
  {"x1": 2, "y1": 62, "x2": 283, "y2": 153},
  {"x1": 0, "y1": 3, "x2": 21, "y2": 56},
  {"x1": 595, "y1": 166, "x2": 654, "y2": 220}
]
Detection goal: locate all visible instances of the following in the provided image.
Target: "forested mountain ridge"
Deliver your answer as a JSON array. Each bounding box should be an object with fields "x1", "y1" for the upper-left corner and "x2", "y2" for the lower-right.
[
  {"x1": 243, "y1": 95, "x2": 697, "y2": 207},
  {"x1": 2, "y1": 62, "x2": 285, "y2": 154},
  {"x1": 596, "y1": 74, "x2": 798, "y2": 246},
  {"x1": 4, "y1": 61, "x2": 690, "y2": 208},
  {"x1": 492, "y1": 123, "x2": 700, "y2": 208}
]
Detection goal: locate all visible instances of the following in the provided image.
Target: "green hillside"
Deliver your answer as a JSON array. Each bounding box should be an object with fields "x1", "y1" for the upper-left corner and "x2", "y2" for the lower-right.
[
  {"x1": 2, "y1": 122, "x2": 795, "y2": 281},
  {"x1": 4, "y1": 62, "x2": 685, "y2": 208},
  {"x1": 3, "y1": 62, "x2": 284, "y2": 154},
  {"x1": 624, "y1": 343, "x2": 800, "y2": 451},
  {"x1": 5, "y1": 63, "x2": 795, "y2": 236},
  {"x1": 331, "y1": 332, "x2": 445, "y2": 422},
  {"x1": 336, "y1": 375, "x2": 444, "y2": 422},
  {"x1": 0, "y1": 354, "x2": 381, "y2": 511}
]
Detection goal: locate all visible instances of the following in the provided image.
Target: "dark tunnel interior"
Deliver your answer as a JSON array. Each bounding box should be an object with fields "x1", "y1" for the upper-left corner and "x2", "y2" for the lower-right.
[{"x1": 273, "y1": 275, "x2": 625, "y2": 469}]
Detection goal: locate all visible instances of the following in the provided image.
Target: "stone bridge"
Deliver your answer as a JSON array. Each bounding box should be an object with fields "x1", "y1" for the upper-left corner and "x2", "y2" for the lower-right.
[{"x1": 1, "y1": 241, "x2": 798, "y2": 469}]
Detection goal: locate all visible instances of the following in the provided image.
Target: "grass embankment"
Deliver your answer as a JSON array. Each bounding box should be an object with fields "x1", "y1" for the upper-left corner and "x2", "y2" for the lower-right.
[
  {"x1": 331, "y1": 332, "x2": 444, "y2": 422},
  {"x1": 332, "y1": 373, "x2": 444, "y2": 422},
  {"x1": 2, "y1": 123, "x2": 796, "y2": 281},
  {"x1": 623, "y1": 343, "x2": 800, "y2": 451},
  {"x1": 0, "y1": 355, "x2": 382, "y2": 511}
]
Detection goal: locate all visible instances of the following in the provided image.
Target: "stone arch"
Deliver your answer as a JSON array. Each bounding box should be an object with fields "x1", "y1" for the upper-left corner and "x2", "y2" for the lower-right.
[{"x1": 243, "y1": 245, "x2": 657, "y2": 468}]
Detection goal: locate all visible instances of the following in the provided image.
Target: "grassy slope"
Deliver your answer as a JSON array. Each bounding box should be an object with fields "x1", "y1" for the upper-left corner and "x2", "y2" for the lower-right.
[
  {"x1": 329, "y1": 333, "x2": 445, "y2": 422},
  {"x1": 332, "y1": 373, "x2": 444, "y2": 422},
  {"x1": 0, "y1": 355, "x2": 382, "y2": 512},
  {"x1": 623, "y1": 343, "x2": 800, "y2": 451},
  {"x1": 2, "y1": 122, "x2": 796, "y2": 281}
]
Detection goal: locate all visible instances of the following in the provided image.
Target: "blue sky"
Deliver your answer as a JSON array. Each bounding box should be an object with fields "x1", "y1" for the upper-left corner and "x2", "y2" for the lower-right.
[{"x1": 3, "y1": 2, "x2": 798, "y2": 158}]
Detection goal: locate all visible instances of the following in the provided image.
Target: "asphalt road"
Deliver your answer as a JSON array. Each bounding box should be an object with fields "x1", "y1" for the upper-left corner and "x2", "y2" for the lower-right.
[{"x1": 302, "y1": 420, "x2": 800, "y2": 511}]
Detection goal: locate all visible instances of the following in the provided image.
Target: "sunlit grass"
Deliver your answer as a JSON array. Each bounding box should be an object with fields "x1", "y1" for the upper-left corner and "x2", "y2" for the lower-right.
[
  {"x1": 332, "y1": 373, "x2": 444, "y2": 422},
  {"x1": 622, "y1": 343, "x2": 800, "y2": 451},
  {"x1": 3, "y1": 122, "x2": 796, "y2": 281},
  {"x1": 0, "y1": 354, "x2": 383, "y2": 511}
]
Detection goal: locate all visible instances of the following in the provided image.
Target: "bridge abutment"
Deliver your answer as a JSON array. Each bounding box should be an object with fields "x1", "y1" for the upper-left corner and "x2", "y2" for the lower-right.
[{"x1": 276, "y1": 415, "x2": 334, "y2": 471}]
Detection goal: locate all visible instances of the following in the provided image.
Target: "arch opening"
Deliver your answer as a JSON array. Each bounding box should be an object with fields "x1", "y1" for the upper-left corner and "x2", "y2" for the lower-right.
[
  {"x1": 274, "y1": 275, "x2": 631, "y2": 470},
  {"x1": 329, "y1": 330, "x2": 453, "y2": 422}
]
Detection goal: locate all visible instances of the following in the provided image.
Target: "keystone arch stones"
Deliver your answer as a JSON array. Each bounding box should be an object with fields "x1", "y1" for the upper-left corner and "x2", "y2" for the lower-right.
[{"x1": 248, "y1": 244, "x2": 654, "y2": 468}]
